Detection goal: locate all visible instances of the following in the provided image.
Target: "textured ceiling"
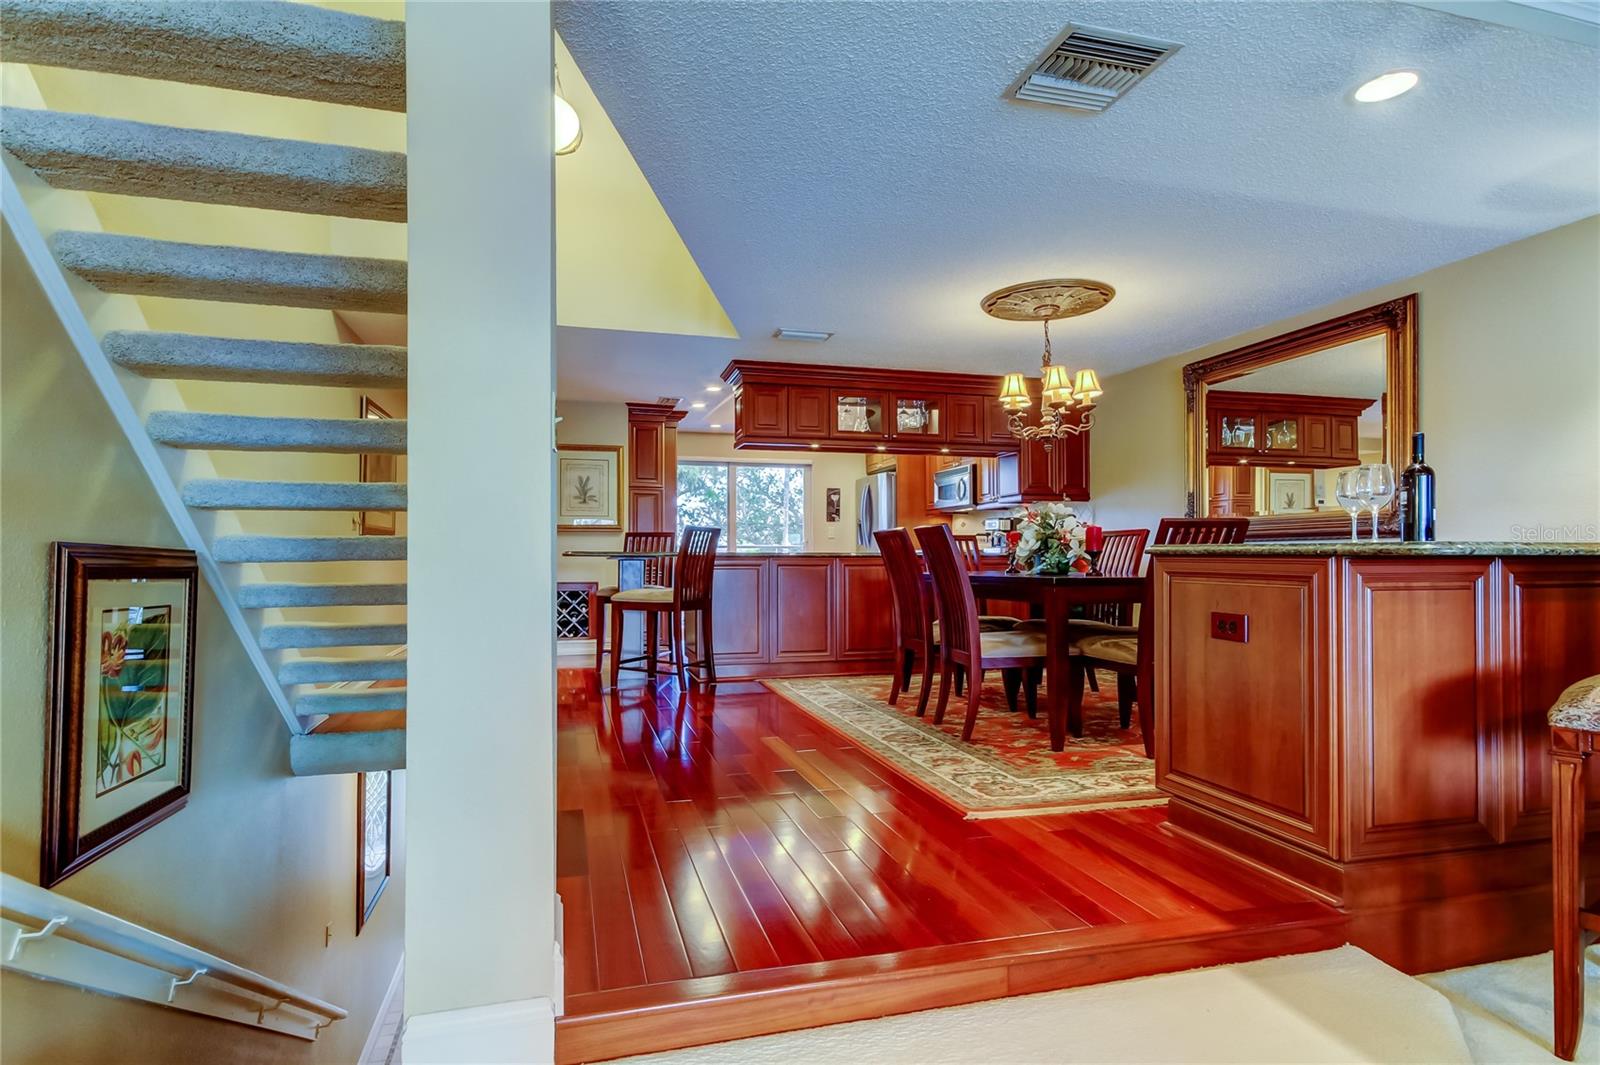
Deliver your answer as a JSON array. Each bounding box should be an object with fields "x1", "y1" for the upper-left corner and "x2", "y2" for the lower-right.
[{"x1": 553, "y1": 0, "x2": 1600, "y2": 428}]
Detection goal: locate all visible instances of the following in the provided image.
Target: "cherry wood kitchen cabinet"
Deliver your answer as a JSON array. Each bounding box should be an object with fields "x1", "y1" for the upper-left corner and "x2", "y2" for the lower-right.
[
  {"x1": 788, "y1": 385, "x2": 831, "y2": 437},
  {"x1": 1151, "y1": 543, "x2": 1600, "y2": 973},
  {"x1": 736, "y1": 382, "x2": 788, "y2": 438},
  {"x1": 1206, "y1": 390, "x2": 1372, "y2": 469},
  {"x1": 945, "y1": 394, "x2": 987, "y2": 447},
  {"x1": 994, "y1": 423, "x2": 1090, "y2": 504},
  {"x1": 695, "y1": 552, "x2": 896, "y2": 677}
]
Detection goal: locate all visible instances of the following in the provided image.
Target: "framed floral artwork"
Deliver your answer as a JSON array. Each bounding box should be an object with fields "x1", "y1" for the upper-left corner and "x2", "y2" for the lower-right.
[
  {"x1": 43, "y1": 543, "x2": 198, "y2": 886},
  {"x1": 557, "y1": 444, "x2": 622, "y2": 530},
  {"x1": 356, "y1": 770, "x2": 391, "y2": 933}
]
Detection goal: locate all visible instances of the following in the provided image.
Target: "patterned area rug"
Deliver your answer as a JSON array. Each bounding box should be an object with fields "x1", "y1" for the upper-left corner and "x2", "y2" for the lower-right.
[{"x1": 763, "y1": 673, "x2": 1162, "y2": 819}]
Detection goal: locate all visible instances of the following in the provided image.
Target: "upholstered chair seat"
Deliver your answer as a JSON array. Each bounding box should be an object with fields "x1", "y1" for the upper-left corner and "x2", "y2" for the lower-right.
[
  {"x1": 978, "y1": 629, "x2": 1048, "y2": 658},
  {"x1": 610, "y1": 586, "x2": 676, "y2": 604},
  {"x1": 1070, "y1": 632, "x2": 1139, "y2": 666},
  {"x1": 1549, "y1": 675, "x2": 1600, "y2": 732}
]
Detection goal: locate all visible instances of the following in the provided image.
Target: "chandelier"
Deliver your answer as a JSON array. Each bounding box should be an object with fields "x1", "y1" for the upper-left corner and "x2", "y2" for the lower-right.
[{"x1": 981, "y1": 279, "x2": 1114, "y2": 449}]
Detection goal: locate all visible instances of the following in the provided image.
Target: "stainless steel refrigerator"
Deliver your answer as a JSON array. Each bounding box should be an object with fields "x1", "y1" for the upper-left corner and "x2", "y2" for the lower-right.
[{"x1": 855, "y1": 471, "x2": 897, "y2": 550}]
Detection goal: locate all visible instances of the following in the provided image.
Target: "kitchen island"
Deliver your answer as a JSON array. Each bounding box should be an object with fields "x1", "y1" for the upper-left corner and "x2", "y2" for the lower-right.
[{"x1": 1150, "y1": 541, "x2": 1600, "y2": 972}]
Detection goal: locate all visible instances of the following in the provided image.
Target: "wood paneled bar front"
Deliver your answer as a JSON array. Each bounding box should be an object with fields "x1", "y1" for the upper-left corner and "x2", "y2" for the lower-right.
[{"x1": 1150, "y1": 542, "x2": 1600, "y2": 973}]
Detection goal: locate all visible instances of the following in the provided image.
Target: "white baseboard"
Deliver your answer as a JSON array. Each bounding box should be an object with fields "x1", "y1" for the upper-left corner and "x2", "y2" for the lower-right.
[
  {"x1": 402, "y1": 997, "x2": 556, "y2": 1065},
  {"x1": 557, "y1": 638, "x2": 596, "y2": 657},
  {"x1": 359, "y1": 953, "x2": 406, "y2": 1065}
]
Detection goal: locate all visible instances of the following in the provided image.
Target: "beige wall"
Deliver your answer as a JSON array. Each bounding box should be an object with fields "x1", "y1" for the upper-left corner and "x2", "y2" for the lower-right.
[
  {"x1": 1092, "y1": 215, "x2": 1600, "y2": 541},
  {"x1": 555, "y1": 400, "x2": 631, "y2": 589},
  {"x1": 1, "y1": 224, "x2": 402, "y2": 1065}
]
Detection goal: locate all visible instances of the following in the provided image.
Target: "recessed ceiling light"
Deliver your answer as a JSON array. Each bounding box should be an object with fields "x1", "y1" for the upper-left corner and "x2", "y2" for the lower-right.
[
  {"x1": 691, "y1": 401, "x2": 706, "y2": 409},
  {"x1": 705, "y1": 385, "x2": 723, "y2": 393},
  {"x1": 773, "y1": 328, "x2": 834, "y2": 342},
  {"x1": 1354, "y1": 70, "x2": 1418, "y2": 103}
]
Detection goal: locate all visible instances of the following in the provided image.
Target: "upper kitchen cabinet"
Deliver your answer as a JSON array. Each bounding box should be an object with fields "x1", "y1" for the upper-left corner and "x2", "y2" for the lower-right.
[
  {"x1": 722, "y1": 361, "x2": 1067, "y2": 458},
  {"x1": 1206, "y1": 391, "x2": 1371, "y2": 468},
  {"x1": 993, "y1": 416, "x2": 1090, "y2": 503}
]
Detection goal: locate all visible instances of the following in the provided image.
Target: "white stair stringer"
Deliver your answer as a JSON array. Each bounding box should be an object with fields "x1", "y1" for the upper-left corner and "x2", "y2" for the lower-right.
[{"x1": 1, "y1": 158, "x2": 301, "y2": 735}]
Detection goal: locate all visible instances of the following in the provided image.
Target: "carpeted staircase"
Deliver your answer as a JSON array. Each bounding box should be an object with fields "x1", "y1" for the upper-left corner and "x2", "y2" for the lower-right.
[{"x1": 1, "y1": 0, "x2": 409, "y2": 775}]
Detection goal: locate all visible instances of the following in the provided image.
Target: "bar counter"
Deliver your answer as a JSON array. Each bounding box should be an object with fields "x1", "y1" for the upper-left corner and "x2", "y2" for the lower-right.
[{"x1": 1150, "y1": 541, "x2": 1600, "y2": 972}]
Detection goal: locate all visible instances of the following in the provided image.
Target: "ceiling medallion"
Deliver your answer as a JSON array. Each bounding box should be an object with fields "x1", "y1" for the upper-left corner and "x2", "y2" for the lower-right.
[{"x1": 983, "y1": 278, "x2": 1114, "y2": 450}]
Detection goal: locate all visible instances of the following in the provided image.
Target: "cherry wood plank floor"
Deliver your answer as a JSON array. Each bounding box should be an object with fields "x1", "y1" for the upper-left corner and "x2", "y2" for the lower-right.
[{"x1": 555, "y1": 664, "x2": 1343, "y2": 1062}]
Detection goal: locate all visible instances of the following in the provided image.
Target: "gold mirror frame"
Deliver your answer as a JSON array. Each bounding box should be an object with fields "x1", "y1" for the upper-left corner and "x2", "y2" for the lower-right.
[{"x1": 1183, "y1": 294, "x2": 1418, "y2": 540}]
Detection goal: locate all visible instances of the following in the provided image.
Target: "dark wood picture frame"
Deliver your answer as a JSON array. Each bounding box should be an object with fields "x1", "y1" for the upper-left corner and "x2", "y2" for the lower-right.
[
  {"x1": 1183, "y1": 295, "x2": 1418, "y2": 540},
  {"x1": 358, "y1": 396, "x2": 397, "y2": 536},
  {"x1": 44, "y1": 543, "x2": 199, "y2": 887},
  {"x1": 356, "y1": 770, "x2": 392, "y2": 933}
]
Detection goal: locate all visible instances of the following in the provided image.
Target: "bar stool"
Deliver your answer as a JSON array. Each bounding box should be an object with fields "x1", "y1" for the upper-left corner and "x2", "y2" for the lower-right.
[
  {"x1": 594, "y1": 531, "x2": 675, "y2": 676},
  {"x1": 1550, "y1": 674, "x2": 1600, "y2": 1060},
  {"x1": 608, "y1": 526, "x2": 720, "y2": 690}
]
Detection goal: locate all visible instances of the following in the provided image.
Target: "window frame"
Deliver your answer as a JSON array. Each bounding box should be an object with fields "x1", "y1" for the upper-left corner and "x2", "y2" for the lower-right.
[{"x1": 677, "y1": 459, "x2": 812, "y2": 551}]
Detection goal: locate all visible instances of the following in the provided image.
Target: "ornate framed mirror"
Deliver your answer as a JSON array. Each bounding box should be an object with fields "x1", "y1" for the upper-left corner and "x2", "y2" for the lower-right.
[{"x1": 1184, "y1": 295, "x2": 1418, "y2": 539}]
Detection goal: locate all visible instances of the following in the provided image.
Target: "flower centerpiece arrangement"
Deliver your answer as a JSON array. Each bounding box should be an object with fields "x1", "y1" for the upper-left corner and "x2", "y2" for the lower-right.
[{"x1": 1007, "y1": 502, "x2": 1090, "y2": 575}]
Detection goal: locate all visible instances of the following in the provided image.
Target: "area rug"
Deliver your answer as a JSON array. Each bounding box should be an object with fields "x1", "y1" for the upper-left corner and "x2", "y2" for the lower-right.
[{"x1": 763, "y1": 673, "x2": 1161, "y2": 819}]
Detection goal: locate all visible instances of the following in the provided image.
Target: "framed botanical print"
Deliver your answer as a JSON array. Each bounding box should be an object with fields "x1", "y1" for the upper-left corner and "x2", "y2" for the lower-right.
[
  {"x1": 358, "y1": 396, "x2": 397, "y2": 536},
  {"x1": 1267, "y1": 471, "x2": 1316, "y2": 514},
  {"x1": 356, "y1": 770, "x2": 391, "y2": 933},
  {"x1": 557, "y1": 444, "x2": 622, "y2": 530},
  {"x1": 43, "y1": 543, "x2": 198, "y2": 887}
]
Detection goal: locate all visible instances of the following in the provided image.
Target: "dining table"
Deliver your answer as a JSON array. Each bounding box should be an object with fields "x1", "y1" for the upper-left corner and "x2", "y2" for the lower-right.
[{"x1": 964, "y1": 570, "x2": 1146, "y2": 752}]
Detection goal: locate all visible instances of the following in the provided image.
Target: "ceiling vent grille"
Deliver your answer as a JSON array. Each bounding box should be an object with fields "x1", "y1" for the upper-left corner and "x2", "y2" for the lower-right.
[{"x1": 1007, "y1": 25, "x2": 1180, "y2": 113}]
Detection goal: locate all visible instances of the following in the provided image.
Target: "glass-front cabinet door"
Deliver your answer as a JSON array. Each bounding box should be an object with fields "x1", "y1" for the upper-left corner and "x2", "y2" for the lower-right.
[
  {"x1": 1216, "y1": 412, "x2": 1257, "y2": 452},
  {"x1": 1263, "y1": 415, "x2": 1300, "y2": 453},
  {"x1": 889, "y1": 393, "x2": 943, "y2": 440},
  {"x1": 832, "y1": 391, "x2": 887, "y2": 438}
]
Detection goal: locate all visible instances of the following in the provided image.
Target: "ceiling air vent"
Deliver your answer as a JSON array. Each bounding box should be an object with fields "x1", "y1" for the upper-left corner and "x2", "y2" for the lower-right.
[{"x1": 1006, "y1": 25, "x2": 1180, "y2": 113}]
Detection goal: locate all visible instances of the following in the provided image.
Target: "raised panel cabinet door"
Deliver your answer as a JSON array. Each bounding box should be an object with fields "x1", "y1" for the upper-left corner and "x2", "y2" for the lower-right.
[
  {"x1": 986, "y1": 396, "x2": 1019, "y2": 445},
  {"x1": 1154, "y1": 556, "x2": 1335, "y2": 856},
  {"x1": 1017, "y1": 438, "x2": 1057, "y2": 498},
  {"x1": 837, "y1": 558, "x2": 895, "y2": 659},
  {"x1": 771, "y1": 558, "x2": 835, "y2": 659},
  {"x1": 1052, "y1": 428, "x2": 1091, "y2": 500},
  {"x1": 946, "y1": 394, "x2": 986, "y2": 446},
  {"x1": 1501, "y1": 558, "x2": 1600, "y2": 840},
  {"x1": 788, "y1": 386, "x2": 831, "y2": 439},
  {"x1": 1331, "y1": 416, "x2": 1360, "y2": 462},
  {"x1": 630, "y1": 421, "x2": 663, "y2": 486},
  {"x1": 740, "y1": 382, "x2": 788, "y2": 437},
  {"x1": 1302, "y1": 415, "x2": 1332, "y2": 458},
  {"x1": 1342, "y1": 558, "x2": 1499, "y2": 859},
  {"x1": 995, "y1": 451, "x2": 1021, "y2": 500},
  {"x1": 709, "y1": 559, "x2": 767, "y2": 661},
  {"x1": 629, "y1": 487, "x2": 664, "y2": 534}
]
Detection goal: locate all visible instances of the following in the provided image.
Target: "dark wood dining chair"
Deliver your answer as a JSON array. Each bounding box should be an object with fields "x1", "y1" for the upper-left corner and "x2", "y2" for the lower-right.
[
  {"x1": 1153, "y1": 517, "x2": 1250, "y2": 545},
  {"x1": 1067, "y1": 571, "x2": 1155, "y2": 758},
  {"x1": 1071, "y1": 528, "x2": 1153, "y2": 694},
  {"x1": 877, "y1": 528, "x2": 939, "y2": 715},
  {"x1": 608, "y1": 526, "x2": 719, "y2": 690},
  {"x1": 1549, "y1": 675, "x2": 1600, "y2": 1060},
  {"x1": 594, "y1": 530, "x2": 675, "y2": 675},
  {"x1": 916, "y1": 524, "x2": 1045, "y2": 741},
  {"x1": 953, "y1": 533, "x2": 984, "y2": 571}
]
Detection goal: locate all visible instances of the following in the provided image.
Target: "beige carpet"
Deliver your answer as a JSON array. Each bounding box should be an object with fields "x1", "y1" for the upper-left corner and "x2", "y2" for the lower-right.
[
  {"x1": 1422, "y1": 949, "x2": 1600, "y2": 1063},
  {"x1": 611, "y1": 946, "x2": 1477, "y2": 1063}
]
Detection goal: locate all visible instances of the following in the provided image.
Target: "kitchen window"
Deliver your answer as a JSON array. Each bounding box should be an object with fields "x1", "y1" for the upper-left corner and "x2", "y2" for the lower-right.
[{"x1": 677, "y1": 462, "x2": 808, "y2": 550}]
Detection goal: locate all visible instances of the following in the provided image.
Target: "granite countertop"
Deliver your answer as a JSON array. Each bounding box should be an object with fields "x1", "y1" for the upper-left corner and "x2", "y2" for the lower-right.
[{"x1": 1147, "y1": 541, "x2": 1600, "y2": 558}]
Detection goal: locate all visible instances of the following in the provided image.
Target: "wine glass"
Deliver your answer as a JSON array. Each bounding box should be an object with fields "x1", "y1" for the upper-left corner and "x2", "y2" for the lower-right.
[
  {"x1": 1335, "y1": 469, "x2": 1368, "y2": 542},
  {"x1": 1365, "y1": 463, "x2": 1396, "y2": 540}
]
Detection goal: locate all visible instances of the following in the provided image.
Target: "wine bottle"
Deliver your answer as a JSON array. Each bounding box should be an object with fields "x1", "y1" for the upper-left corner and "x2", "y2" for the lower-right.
[{"x1": 1399, "y1": 432, "x2": 1436, "y2": 542}]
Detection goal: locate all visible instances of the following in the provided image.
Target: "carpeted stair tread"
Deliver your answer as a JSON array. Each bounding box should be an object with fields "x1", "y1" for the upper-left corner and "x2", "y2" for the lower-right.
[
  {"x1": 104, "y1": 331, "x2": 406, "y2": 387},
  {"x1": 51, "y1": 231, "x2": 406, "y2": 313},
  {"x1": 0, "y1": 0, "x2": 405, "y2": 111},
  {"x1": 183, "y1": 479, "x2": 406, "y2": 511},
  {"x1": 290, "y1": 729, "x2": 405, "y2": 776},
  {"x1": 214, "y1": 535, "x2": 406, "y2": 563},
  {"x1": 1, "y1": 106, "x2": 405, "y2": 220},
  {"x1": 260, "y1": 622, "x2": 407, "y2": 650},
  {"x1": 295, "y1": 686, "x2": 406, "y2": 716},
  {"x1": 237, "y1": 582, "x2": 407, "y2": 608},
  {"x1": 279, "y1": 657, "x2": 406, "y2": 685},
  {"x1": 148, "y1": 411, "x2": 405, "y2": 453}
]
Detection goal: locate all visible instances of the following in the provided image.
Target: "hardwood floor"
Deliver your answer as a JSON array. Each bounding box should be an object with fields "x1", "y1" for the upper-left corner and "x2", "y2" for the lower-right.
[{"x1": 554, "y1": 663, "x2": 1344, "y2": 1062}]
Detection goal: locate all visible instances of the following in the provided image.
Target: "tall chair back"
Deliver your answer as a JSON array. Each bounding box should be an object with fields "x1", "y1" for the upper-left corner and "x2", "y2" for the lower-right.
[
  {"x1": 1085, "y1": 528, "x2": 1152, "y2": 625},
  {"x1": 953, "y1": 533, "x2": 984, "y2": 572},
  {"x1": 624, "y1": 530, "x2": 676, "y2": 586},
  {"x1": 915, "y1": 524, "x2": 979, "y2": 665},
  {"x1": 673, "y1": 526, "x2": 720, "y2": 608},
  {"x1": 876, "y1": 528, "x2": 933, "y2": 650},
  {"x1": 1154, "y1": 518, "x2": 1249, "y2": 545}
]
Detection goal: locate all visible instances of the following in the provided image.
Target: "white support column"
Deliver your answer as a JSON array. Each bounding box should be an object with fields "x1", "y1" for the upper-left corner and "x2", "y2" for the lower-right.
[{"x1": 403, "y1": 3, "x2": 557, "y2": 1063}]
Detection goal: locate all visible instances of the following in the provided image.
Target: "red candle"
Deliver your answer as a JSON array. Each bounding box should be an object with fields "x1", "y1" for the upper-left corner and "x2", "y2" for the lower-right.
[{"x1": 1084, "y1": 524, "x2": 1104, "y2": 552}]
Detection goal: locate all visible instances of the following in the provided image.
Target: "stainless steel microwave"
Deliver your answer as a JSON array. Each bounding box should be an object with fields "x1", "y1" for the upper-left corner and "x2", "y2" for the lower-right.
[{"x1": 932, "y1": 463, "x2": 976, "y2": 510}]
